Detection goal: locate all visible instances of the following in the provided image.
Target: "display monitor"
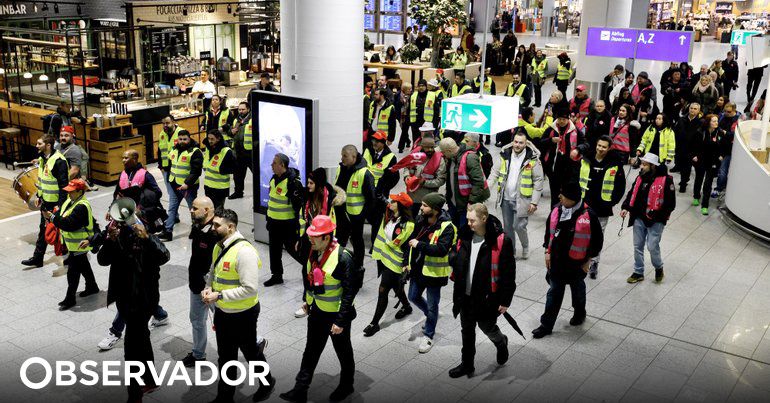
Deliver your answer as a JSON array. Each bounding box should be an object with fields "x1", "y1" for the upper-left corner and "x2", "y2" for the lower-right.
[{"x1": 251, "y1": 91, "x2": 316, "y2": 215}]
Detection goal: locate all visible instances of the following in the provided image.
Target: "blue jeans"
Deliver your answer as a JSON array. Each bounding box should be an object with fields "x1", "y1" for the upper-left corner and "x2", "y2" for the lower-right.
[
  {"x1": 165, "y1": 184, "x2": 197, "y2": 232},
  {"x1": 190, "y1": 291, "x2": 211, "y2": 359},
  {"x1": 540, "y1": 277, "x2": 586, "y2": 330},
  {"x1": 716, "y1": 155, "x2": 731, "y2": 192},
  {"x1": 501, "y1": 199, "x2": 529, "y2": 254},
  {"x1": 110, "y1": 305, "x2": 168, "y2": 338},
  {"x1": 408, "y1": 280, "x2": 441, "y2": 339},
  {"x1": 633, "y1": 220, "x2": 665, "y2": 275}
]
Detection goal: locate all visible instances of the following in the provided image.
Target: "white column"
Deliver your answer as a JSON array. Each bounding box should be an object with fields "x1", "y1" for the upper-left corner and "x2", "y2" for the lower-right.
[
  {"x1": 542, "y1": 0, "x2": 556, "y2": 36},
  {"x1": 280, "y1": 0, "x2": 363, "y2": 168}
]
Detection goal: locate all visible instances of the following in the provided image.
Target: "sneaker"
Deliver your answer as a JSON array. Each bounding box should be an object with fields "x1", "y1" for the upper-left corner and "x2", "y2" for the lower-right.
[
  {"x1": 363, "y1": 323, "x2": 380, "y2": 337},
  {"x1": 589, "y1": 271, "x2": 597, "y2": 280},
  {"x1": 448, "y1": 363, "x2": 475, "y2": 378},
  {"x1": 98, "y1": 331, "x2": 121, "y2": 350},
  {"x1": 252, "y1": 375, "x2": 275, "y2": 402},
  {"x1": 228, "y1": 193, "x2": 244, "y2": 200},
  {"x1": 655, "y1": 268, "x2": 664, "y2": 282},
  {"x1": 692, "y1": 198, "x2": 700, "y2": 206},
  {"x1": 150, "y1": 316, "x2": 169, "y2": 328},
  {"x1": 627, "y1": 273, "x2": 644, "y2": 283},
  {"x1": 569, "y1": 312, "x2": 586, "y2": 326},
  {"x1": 294, "y1": 306, "x2": 307, "y2": 318},
  {"x1": 521, "y1": 248, "x2": 529, "y2": 260},
  {"x1": 21, "y1": 257, "x2": 43, "y2": 267},
  {"x1": 531, "y1": 326, "x2": 552, "y2": 339},
  {"x1": 394, "y1": 305, "x2": 413, "y2": 320},
  {"x1": 257, "y1": 338, "x2": 268, "y2": 357},
  {"x1": 496, "y1": 335, "x2": 509, "y2": 365},
  {"x1": 263, "y1": 276, "x2": 284, "y2": 287},
  {"x1": 78, "y1": 287, "x2": 100, "y2": 298},
  {"x1": 701, "y1": 207, "x2": 709, "y2": 215},
  {"x1": 329, "y1": 385, "x2": 354, "y2": 402},
  {"x1": 182, "y1": 352, "x2": 204, "y2": 367},
  {"x1": 418, "y1": 336, "x2": 433, "y2": 353},
  {"x1": 158, "y1": 231, "x2": 173, "y2": 242},
  {"x1": 279, "y1": 388, "x2": 307, "y2": 403},
  {"x1": 711, "y1": 190, "x2": 718, "y2": 198},
  {"x1": 588, "y1": 261, "x2": 598, "y2": 279}
]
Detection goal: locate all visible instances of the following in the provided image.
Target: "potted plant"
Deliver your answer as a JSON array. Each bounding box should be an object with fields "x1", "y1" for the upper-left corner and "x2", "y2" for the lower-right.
[
  {"x1": 399, "y1": 43, "x2": 421, "y2": 64},
  {"x1": 410, "y1": 0, "x2": 468, "y2": 68}
]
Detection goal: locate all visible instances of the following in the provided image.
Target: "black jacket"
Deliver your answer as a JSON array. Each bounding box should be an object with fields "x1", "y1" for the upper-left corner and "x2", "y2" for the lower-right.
[
  {"x1": 475, "y1": 143, "x2": 494, "y2": 179},
  {"x1": 301, "y1": 183, "x2": 337, "y2": 230},
  {"x1": 97, "y1": 228, "x2": 170, "y2": 314},
  {"x1": 52, "y1": 196, "x2": 91, "y2": 233},
  {"x1": 114, "y1": 163, "x2": 162, "y2": 201},
  {"x1": 722, "y1": 59, "x2": 739, "y2": 87},
  {"x1": 188, "y1": 220, "x2": 218, "y2": 294},
  {"x1": 543, "y1": 202, "x2": 604, "y2": 282},
  {"x1": 622, "y1": 165, "x2": 676, "y2": 226},
  {"x1": 584, "y1": 109, "x2": 612, "y2": 146},
  {"x1": 305, "y1": 246, "x2": 358, "y2": 327},
  {"x1": 335, "y1": 154, "x2": 375, "y2": 217},
  {"x1": 202, "y1": 107, "x2": 235, "y2": 133},
  {"x1": 406, "y1": 90, "x2": 441, "y2": 128},
  {"x1": 368, "y1": 98, "x2": 398, "y2": 142},
  {"x1": 409, "y1": 211, "x2": 455, "y2": 288},
  {"x1": 581, "y1": 151, "x2": 626, "y2": 217},
  {"x1": 696, "y1": 128, "x2": 729, "y2": 169},
  {"x1": 452, "y1": 215, "x2": 515, "y2": 312},
  {"x1": 674, "y1": 115, "x2": 703, "y2": 155},
  {"x1": 268, "y1": 167, "x2": 305, "y2": 223},
  {"x1": 256, "y1": 82, "x2": 278, "y2": 92}
]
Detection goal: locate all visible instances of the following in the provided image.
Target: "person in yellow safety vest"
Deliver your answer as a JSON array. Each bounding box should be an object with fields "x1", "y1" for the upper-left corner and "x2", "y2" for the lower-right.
[
  {"x1": 230, "y1": 101, "x2": 253, "y2": 200},
  {"x1": 263, "y1": 153, "x2": 305, "y2": 287},
  {"x1": 45, "y1": 178, "x2": 99, "y2": 310},
  {"x1": 426, "y1": 78, "x2": 446, "y2": 104},
  {"x1": 280, "y1": 215, "x2": 359, "y2": 403},
  {"x1": 406, "y1": 192, "x2": 456, "y2": 353},
  {"x1": 158, "y1": 115, "x2": 183, "y2": 190},
  {"x1": 506, "y1": 106, "x2": 552, "y2": 147},
  {"x1": 363, "y1": 192, "x2": 415, "y2": 337},
  {"x1": 407, "y1": 79, "x2": 440, "y2": 147},
  {"x1": 554, "y1": 52, "x2": 574, "y2": 99},
  {"x1": 450, "y1": 46, "x2": 469, "y2": 70},
  {"x1": 530, "y1": 49, "x2": 548, "y2": 107},
  {"x1": 576, "y1": 135, "x2": 626, "y2": 279},
  {"x1": 200, "y1": 94, "x2": 235, "y2": 143},
  {"x1": 22, "y1": 134, "x2": 70, "y2": 268},
  {"x1": 505, "y1": 72, "x2": 531, "y2": 108},
  {"x1": 473, "y1": 74, "x2": 497, "y2": 96},
  {"x1": 635, "y1": 113, "x2": 676, "y2": 165},
  {"x1": 363, "y1": 131, "x2": 399, "y2": 255},
  {"x1": 496, "y1": 132, "x2": 545, "y2": 260},
  {"x1": 367, "y1": 87, "x2": 397, "y2": 144},
  {"x1": 160, "y1": 130, "x2": 203, "y2": 241},
  {"x1": 334, "y1": 145, "x2": 375, "y2": 268},
  {"x1": 202, "y1": 128, "x2": 236, "y2": 209},
  {"x1": 450, "y1": 71, "x2": 473, "y2": 98},
  {"x1": 201, "y1": 208, "x2": 275, "y2": 402}
]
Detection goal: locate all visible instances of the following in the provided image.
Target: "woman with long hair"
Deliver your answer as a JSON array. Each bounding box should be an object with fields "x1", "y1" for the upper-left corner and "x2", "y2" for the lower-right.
[
  {"x1": 611, "y1": 87, "x2": 634, "y2": 116},
  {"x1": 364, "y1": 193, "x2": 416, "y2": 337},
  {"x1": 692, "y1": 114, "x2": 728, "y2": 215},
  {"x1": 635, "y1": 113, "x2": 676, "y2": 165}
]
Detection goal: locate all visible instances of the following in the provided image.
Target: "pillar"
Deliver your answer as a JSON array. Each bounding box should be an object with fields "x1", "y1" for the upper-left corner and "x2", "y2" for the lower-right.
[
  {"x1": 280, "y1": 0, "x2": 363, "y2": 168},
  {"x1": 541, "y1": 0, "x2": 556, "y2": 37}
]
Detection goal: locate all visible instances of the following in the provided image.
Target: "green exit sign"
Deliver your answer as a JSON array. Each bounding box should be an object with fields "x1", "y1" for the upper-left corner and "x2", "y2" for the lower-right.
[{"x1": 441, "y1": 101, "x2": 492, "y2": 135}]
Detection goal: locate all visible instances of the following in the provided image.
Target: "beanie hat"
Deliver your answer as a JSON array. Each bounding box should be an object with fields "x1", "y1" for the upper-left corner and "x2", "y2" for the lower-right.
[
  {"x1": 422, "y1": 192, "x2": 446, "y2": 212},
  {"x1": 560, "y1": 181, "x2": 582, "y2": 202}
]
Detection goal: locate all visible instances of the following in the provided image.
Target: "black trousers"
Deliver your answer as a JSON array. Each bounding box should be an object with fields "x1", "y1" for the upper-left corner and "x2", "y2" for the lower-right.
[
  {"x1": 398, "y1": 121, "x2": 412, "y2": 152},
  {"x1": 34, "y1": 211, "x2": 49, "y2": 259},
  {"x1": 692, "y1": 163, "x2": 707, "y2": 200},
  {"x1": 120, "y1": 307, "x2": 154, "y2": 400},
  {"x1": 294, "y1": 307, "x2": 354, "y2": 391},
  {"x1": 204, "y1": 186, "x2": 228, "y2": 210},
  {"x1": 555, "y1": 79, "x2": 569, "y2": 98},
  {"x1": 268, "y1": 219, "x2": 300, "y2": 277},
  {"x1": 368, "y1": 201, "x2": 386, "y2": 251},
  {"x1": 64, "y1": 253, "x2": 97, "y2": 301},
  {"x1": 233, "y1": 151, "x2": 253, "y2": 196},
  {"x1": 679, "y1": 156, "x2": 693, "y2": 189},
  {"x1": 409, "y1": 122, "x2": 423, "y2": 144},
  {"x1": 214, "y1": 304, "x2": 269, "y2": 401},
  {"x1": 546, "y1": 168, "x2": 561, "y2": 208},
  {"x1": 371, "y1": 261, "x2": 409, "y2": 325},
  {"x1": 747, "y1": 75, "x2": 762, "y2": 103},
  {"x1": 334, "y1": 207, "x2": 365, "y2": 267},
  {"x1": 460, "y1": 303, "x2": 504, "y2": 366},
  {"x1": 533, "y1": 84, "x2": 543, "y2": 106},
  {"x1": 700, "y1": 166, "x2": 718, "y2": 208}
]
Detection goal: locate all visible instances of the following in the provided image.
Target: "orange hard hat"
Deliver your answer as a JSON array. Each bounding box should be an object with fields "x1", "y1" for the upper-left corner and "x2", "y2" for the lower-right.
[
  {"x1": 389, "y1": 192, "x2": 413, "y2": 208},
  {"x1": 306, "y1": 215, "x2": 336, "y2": 236},
  {"x1": 372, "y1": 130, "x2": 388, "y2": 142}
]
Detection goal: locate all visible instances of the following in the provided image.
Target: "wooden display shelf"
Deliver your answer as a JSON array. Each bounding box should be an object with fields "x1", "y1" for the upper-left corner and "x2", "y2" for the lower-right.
[
  {"x1": 29, "y1": 59, "x2": 100, "y2": 69},
  {"x1": 90, "y1": 135, "x2": 146, "y2": 184}
]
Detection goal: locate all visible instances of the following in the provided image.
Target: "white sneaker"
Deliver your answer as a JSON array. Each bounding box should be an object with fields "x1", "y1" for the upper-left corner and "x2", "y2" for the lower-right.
[
  {"x1": 521, "y1": 248, "x2": 529, "y2": 260},
  {"x1": 150, "y1": 316, "x2": 169, "y2": 328},
  {"x1": 418, "y1": 336, "x2": 434, "y2": 353},
  {"x1": 98, "y1": 331, "x2": 121, "y2": 350},
  {"x1": 294, "y1": 306, "x2": 308, "y2": 318}
]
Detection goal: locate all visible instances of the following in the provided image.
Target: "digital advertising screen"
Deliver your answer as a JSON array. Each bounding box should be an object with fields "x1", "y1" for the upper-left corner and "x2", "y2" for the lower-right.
[{"x1": 251, "y1": 91, "x2": 315, "y2": 215}]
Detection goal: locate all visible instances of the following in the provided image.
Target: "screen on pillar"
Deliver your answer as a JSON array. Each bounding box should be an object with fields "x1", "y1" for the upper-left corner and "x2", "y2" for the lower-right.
[{"x1": 251, "y1": 91, "x2": 315, "y2": 214}]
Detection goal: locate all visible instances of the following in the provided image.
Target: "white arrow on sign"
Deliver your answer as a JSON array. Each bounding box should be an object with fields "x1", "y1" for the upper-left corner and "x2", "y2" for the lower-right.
[
  {"x1": 469, "y1": 108, "x2": 488, "y2": 129},
  {"x1": 679, "y1": 35, "x2": 686, "y2": 45}
]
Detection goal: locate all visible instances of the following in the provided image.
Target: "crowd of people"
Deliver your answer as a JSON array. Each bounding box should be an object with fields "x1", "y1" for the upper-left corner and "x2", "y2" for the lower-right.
[{"x1": 17, "y1": 37, "x2": 767, "y2": 403}]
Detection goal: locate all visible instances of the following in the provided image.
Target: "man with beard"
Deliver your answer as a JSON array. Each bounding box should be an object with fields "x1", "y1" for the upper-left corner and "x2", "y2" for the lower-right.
[
  {"x1": 230, "y1": 102, "x2": 254, "y2": 200},
  {"x1": 406, "y1": 79, "x2": 440, "y2": 146},
  {"x1": 673, "y1": 102, "x2": 702, "y2": 190},
  {"x1": 202, "y1": 209, "x2": 275, "y2": 402},
  {"x1": 367, "y1": 87, "x2": 397, "y2": 144},
  {"x1": 160, "y1": 130, "x2": 203, "y2": 241},
  {"x1": 57, "y1": 125, "x2": 88, "y2": 181},
  {"x1": 363, "y1": 131, "x2": 398, "y2": 254},
  {"x1": 97, "y1": 218, "x2": 170, "y2": 401},
  {"x1": 157, "y1": 115, "x2": 185, "y2": 193},
  {"x1": 334, "y1": 145, "x2": 375, "y2": 268},
  {"x1": 504, "y1": 72, "x2": 531, "y2": 108}
]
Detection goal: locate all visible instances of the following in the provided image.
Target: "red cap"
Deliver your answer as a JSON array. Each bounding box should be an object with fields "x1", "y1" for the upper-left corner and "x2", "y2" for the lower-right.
[
  {"x1": 389, "y1": 192, "x2": 413, "y2": 208},
  {"x1": 306, "y1": 215, "x2": 336, "y2": 236},
  {"x1": 372, "y1": 130, "x2": 388, "y2": 142},
  {"x1": 63, "y1": 178, "x2": 87, "y2": 192},
  {"x1": 60, "y1": 125, "x2": 75, "y2": 135},
  {"x1": 576, "y1": 84, "x2": 586, "y2": 92}
]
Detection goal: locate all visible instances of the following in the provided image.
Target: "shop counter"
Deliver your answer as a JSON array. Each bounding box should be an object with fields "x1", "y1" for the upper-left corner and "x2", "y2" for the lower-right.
[
  {"x1": 723, "y1": 120, "x2": 770, "y2": 238},
  {"x1": 364, "y1": 62, "x2": 429, "y2": 87}
]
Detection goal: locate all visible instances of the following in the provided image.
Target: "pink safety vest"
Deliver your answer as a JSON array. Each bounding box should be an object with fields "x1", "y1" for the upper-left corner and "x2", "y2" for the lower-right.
[
  {"x1": 454, "y1": 233, "x2": 505, "y2": 292},
  {"x1": 457, "y1": 150, "x2": 488, "y2": 196},
  {"x1": 420, "y1": 152, "x2": 443, "y2": 180},
  {"x1": 629, "y1": 175, "x2": 667, "y2": 219},
  {"x1": 570, "y1": 97, "x2": 591, "y2": 120},
  {"x1": 547, "y1": 203, "x2": 592, "y2": 260},
  {"x1": 118, "y1": 168, "x2": 147, "y2": 190},
  {"x1": 557, "y1": 127, "x2": 580, "y2": 161},
  {"x1": 610, "y1": 117, "x2": 631, "y2": 153}
]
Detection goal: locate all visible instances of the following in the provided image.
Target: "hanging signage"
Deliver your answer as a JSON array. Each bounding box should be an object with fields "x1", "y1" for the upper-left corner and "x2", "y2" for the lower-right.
[
  {"x1": 129, "y1": 1, "x2": 235, "y2": 26},
  {"x1": 440, "y1": 94, "x2": 518, "y2": 136},
  {"x1": 94, "y1": 19, "x2": 127, "y2": 28},
  {"x1": 731, "y1": 30, "x2": 762, "y2": 46},
  {"x1": 714, "y1": 2, "x2": 733, "y2": 14},
  {"x1": 585, "y1": 27, "x2": 693, "y2": 62},
  {"x1": 0, "y1": 3, "x2": 28, "y2": 15},
  {"x1": 585, "y1": 27, "x2": 637, "y2": 58}
]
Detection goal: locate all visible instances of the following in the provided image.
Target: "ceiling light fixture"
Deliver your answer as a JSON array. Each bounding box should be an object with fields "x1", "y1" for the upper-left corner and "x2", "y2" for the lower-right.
[
  {"x1": 57, "y1": 77, "x2": 67, "y2": 84},
  {"x1": 228, "y1": 4, "x2": 232, "y2": 14},
  {"x1": 39, "y1": 74, "x2": 49, "y2": 81},
  {"x1": 0, "y1": 67, "x2": 5, "y2": 75},
  {"x1": 41, "y1": 2, "x2": 49, "y2": 12},
  {"x1": 23, "y1": 72, "x2": 33, "y2": 79},
  {"x1": 34, "y1": 3, "x2": 38, "y2": 13},
  {"x1": 54, "y1": 3, "x2": 59, "y2": 14}
]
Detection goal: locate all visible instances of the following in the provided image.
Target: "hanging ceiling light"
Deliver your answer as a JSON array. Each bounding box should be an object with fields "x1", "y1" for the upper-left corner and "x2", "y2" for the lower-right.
[
  {"x1": 227, "y1": 4, "x2": 232, "y2": 14},
  {"x1": 41, "y1": 3, "x2": 49, "y2": 12},
  {"x1": 23, "y1": 72, "x2": 33, "y2": 79},
  {"x1": 77, "y1": 4, "x2": 81, "y2": 14},
  {"x1": 57, "y1": 77, "x2": 66, "y2": 84},
  {"x1": 54, "y1": 3, "x2": 59, "y2": 14},
  {"x1": 39, "y1": 74, "x2": 49, "y2": 81},
  {"x1": 34, "y1": 3, "x2": 38, "y2": 13},
  {"x1": 182, "y1": 6, "x2": 188, "y2": 16},
  {"x1": 0, "y1": 67, "x2": 5, "y2": 75}
]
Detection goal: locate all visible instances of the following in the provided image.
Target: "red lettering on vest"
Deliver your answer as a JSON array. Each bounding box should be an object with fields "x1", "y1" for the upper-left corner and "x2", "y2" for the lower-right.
[
  {"x1": 629, "y1": 175, "x2": 668, "y2": 219},
  {"x1": 352, "y1": 181, "x2": 359, "y2": 188}
]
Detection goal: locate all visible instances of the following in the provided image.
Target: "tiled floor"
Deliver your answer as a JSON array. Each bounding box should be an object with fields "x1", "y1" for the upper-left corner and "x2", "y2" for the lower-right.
[{"x1": 1, "y1": 36, "x2": 769, "y2": 403}]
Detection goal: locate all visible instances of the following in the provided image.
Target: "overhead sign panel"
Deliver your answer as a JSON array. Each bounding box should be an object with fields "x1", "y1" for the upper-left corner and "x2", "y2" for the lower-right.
[
  {"x1": 585, "y1": 27, "x2": 636, "y2": 58},
  {"x1": 584, "y1": 27, "x2": 694, "y2": 62},
  {"x1": 731, "y1": 30, "x2": 762, "y2": 46},
  {"x1": 440, "y1": 94, "x2": 518, "y2": 136}
]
